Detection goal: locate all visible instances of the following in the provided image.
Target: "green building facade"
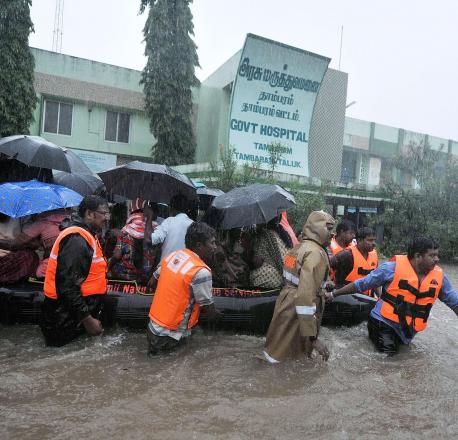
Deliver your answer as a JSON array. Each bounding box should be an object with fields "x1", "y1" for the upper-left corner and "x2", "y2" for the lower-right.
[{"x1": 28, "y1": 46, "x2": 457, "y2": 188}]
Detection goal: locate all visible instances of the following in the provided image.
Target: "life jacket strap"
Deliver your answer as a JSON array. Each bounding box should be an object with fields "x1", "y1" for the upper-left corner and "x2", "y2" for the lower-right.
[
  {"x1": 380, "y1": 291, "x2": 433, "y2": 338},
  {"x1": 357, "y1": 267, "x2": 374, "y2": 276},
  {"x1": 398, "y1": 279, "x2": 436, "y2": 299}
]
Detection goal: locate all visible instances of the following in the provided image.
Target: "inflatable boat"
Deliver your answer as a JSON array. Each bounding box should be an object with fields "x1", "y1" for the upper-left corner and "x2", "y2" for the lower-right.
[{"x1": 0, "y1": 280, "x2": 377, "y2": 334}]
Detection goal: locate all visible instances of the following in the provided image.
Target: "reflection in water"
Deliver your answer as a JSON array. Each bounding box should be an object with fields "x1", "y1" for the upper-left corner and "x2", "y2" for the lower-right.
[{"x1": 2, "y1": 265, "x2": 458, "y2": 439}]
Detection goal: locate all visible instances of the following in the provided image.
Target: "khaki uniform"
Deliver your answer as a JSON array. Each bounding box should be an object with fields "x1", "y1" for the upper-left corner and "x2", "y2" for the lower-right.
[{"x1": 263, "y1": 211, "x2": 335, "y2": 363}]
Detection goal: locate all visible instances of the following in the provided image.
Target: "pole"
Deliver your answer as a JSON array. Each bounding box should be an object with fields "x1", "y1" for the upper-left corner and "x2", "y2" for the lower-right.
[{"x1": 339, "y1": 25, "x2": 344, "y2": 70}]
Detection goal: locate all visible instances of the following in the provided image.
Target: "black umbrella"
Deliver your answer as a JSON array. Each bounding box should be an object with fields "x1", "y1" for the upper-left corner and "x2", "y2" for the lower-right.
[
  {"x1": 0, "y1": 135, "x2": 92, "y2": 174},
  {"x1": 98, "y1": 160, "x2": 196, "y2": 204},
  {"x1": 197, "y1": 187, "x2": 225, "y2": 198},
  {"x1": 52, "y1": 170, "x2": 106, "y2": 196},
  {"x1": 206, "y1": 183, "x2": 295, "y2": 229}
]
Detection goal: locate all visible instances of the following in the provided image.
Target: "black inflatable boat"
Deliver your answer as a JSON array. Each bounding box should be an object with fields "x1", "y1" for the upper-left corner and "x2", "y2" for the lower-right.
[{"x1": 0, "y1": 280, "x2": 377, "y2": 334}]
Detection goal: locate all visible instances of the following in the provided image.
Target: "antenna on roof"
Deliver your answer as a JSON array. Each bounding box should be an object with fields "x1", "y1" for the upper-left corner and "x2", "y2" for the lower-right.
[
  {"x1": 338, "y1": 25, "x2": 343, "y2": 70},
  {"x1": 52, "y1": 0, "x2": 65, "y2": 53}
]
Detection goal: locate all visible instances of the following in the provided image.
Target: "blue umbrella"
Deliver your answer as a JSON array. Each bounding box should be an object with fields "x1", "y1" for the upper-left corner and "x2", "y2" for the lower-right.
[{"x1": 0, "y1": 180, "x2": 83, "y2": 218}]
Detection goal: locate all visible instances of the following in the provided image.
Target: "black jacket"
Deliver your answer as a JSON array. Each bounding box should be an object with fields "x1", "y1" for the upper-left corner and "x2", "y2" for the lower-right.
[{"x1": 53, "y1": 215, "x2": 100, "y2": 322}]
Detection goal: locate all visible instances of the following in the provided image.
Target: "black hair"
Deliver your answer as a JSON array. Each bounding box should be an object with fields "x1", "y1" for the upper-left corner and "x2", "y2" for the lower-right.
[
  {"x1": 185, "y1": 222, "x2": 215, "y2": 252},
  {"x1": 336, "y1": 219, "x2": 356, "y2": 235},
  {"x1": 356, "y1": 226, "x2": 375, "y2": 241},
  {"x1": 0, "y1": 212, "x2": 10, "y2": 223},
  {"x1": 407, "y1": 237, "x2": 439, "y2": 259},
  {"x1": 170, "y1": 193, "x2": 188, "y2": 214},
  {"x1": 78, "y1": 195, "x2": 108, "y2": 217}
]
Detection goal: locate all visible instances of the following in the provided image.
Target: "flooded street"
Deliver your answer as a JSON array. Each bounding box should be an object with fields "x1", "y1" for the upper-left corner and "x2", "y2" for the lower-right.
[{"x1": 2, "y1": 265, "x2": 458, "y2": 439}]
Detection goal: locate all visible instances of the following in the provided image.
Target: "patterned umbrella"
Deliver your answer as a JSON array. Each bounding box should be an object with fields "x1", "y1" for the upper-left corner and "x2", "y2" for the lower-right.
[{"x1": 0, "y1": 180, "x2": 82, "y2": 218}]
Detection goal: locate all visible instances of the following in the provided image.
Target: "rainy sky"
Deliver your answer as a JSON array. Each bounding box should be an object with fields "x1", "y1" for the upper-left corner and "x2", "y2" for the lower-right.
[{"x1": 30, "y1": 0, "x2": 458, "y2": 140}]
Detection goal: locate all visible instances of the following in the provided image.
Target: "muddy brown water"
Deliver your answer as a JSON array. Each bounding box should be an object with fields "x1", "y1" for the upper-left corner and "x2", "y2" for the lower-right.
[{"x1": 2, "y1": 265, "x2": 458, "y2": 440}]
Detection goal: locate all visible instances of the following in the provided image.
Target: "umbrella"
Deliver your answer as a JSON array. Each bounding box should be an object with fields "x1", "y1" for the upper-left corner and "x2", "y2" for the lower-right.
[
  {"x1": 0, "y1": 135, "x2": 92, "y2": 174},
  {"x1": 52, "y1": 170, "x2": 105, "y2": 196},
  {"x1": 0, "y1": 180, "x2": 82, "y2": 218},
  {"x1": 197, "y1": 187, "x2": 225, "y2": 198},
  {"x1": 98, "y1": 160, "x2": 196, "y2": 204},
  {"x1": 206, "y1": 183, "x2": 295, "y2": 229},
  {"x1": 197, "y1": 187, "x2": 225, "y2": 211}
]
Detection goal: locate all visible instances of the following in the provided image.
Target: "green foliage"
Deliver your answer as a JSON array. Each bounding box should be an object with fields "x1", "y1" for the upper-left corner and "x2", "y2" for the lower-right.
[
  {"x1": 209, "y1": 145, "x2": 240, "y2": 192},
  {"x1": 0, "y1": 0, "x2": 37, "y2": 137},
  {"x1": 140, "y1": 0, "x2": 199, "y2": 165},
  {"x1": 286, "y1": 182, "x2": 326, "y2": 233},
  {"x1": 380, "y1": 141, "x2": 458, "y2": 260},
  {"x1": 209, "y1": 145, "x2": 262, "y2": 191}
]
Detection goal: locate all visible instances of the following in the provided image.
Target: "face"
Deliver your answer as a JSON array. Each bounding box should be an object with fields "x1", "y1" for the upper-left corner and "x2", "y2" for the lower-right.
[
  {"x1": 417, "y1": 248, "x2": 440, "y2": 274},
  {"x1": 340, "y1": 229, "x2": 356, "y2": 246},
  {"x1": 359, "y1": 235, "x2": 377, "y2": 253},
  {"x1": 86, "y1": 204, "x2": 110, "y2": 231},
  {"x1": 323, "y1": 223, "x2": 335, "y2": 247},
  {"x1": 197, "y1": 235, "x2": 217, "y2": 265}
]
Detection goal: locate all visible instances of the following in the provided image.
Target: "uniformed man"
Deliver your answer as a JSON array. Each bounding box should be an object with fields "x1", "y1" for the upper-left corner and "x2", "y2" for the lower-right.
[
  {"x1": 262, "y1": 210, "x2": 335, "y2": 363},
  {"x1": 146, "y1": 221, "x2": 220, "y2": 355}
]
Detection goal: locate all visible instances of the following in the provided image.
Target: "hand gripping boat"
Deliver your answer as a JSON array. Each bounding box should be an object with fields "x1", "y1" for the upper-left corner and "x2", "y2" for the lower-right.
[{"x1": 0, "y1": 280, "x2": 377, "y2": 333}]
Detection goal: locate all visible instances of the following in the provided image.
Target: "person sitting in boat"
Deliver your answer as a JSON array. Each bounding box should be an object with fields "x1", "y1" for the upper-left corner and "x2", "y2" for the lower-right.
[
  {"x1": 0, "y1": 209, "x2": 70, "y2": 280},
  {"x1": 0, "y1": 213, "x2": 39, "y2": 284},
  {"x1": 144, "y1": 193, "x2": 193, "y2": 267},
  {"x1": 250, "y1": 216, "x2": 293, "y2": 290},
  {"x1": 331, "y1": 237, "x2": 458, "y2": 355},
  {"x1": 108, "y1": 198, "x2": 158, "y2": 284},
  {"x1": 40, "y1": 195, "x2": 109, "y2": 347},
  {"x1": 211, "y1": 228, "x2": 252, "y2": 288},
  {"x1": 147, "y1": 222, "x2": 220, "y2": 355},
  {"x1": 262, "y1": 210, "x2": 335, "y2": 363},
  {"x1": 330, "y1": 226, "x2": 379, "y2": 296}
]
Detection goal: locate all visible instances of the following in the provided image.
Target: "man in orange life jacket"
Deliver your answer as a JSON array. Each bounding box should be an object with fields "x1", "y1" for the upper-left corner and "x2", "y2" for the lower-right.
[
  {"x1": 330, "y1": 226, "x2": 378, "y2": 295},
  {"x1": 40, "y1": 195, "x2": 109, "y2": 347},
  {"x1": 147, "y1": 222, "x2": 220, "y2": 355},
  {"x1": 328, "y1": 219, "x2": 356, "y2": 257},
  {"x1": 330, "y1": 237, "x2": 458, "y2": 354},
  {"x1": 328, "y1": 219, "x2": 355, "y2": 282}
]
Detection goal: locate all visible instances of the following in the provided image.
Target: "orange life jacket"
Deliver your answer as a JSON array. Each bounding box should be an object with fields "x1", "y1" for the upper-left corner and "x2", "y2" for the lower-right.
[
  {"x1": 380, "y1": 254, "x2": 443, "y2": 335},
  {"x1": 149, "y1": 248, "x2": 211, "y2": 331},
  {"x1": 345, "y1": 245, "x2": 378, "y2": 295},
  {"x1": 44, "y1": 226, "x2": 107, "y2": 299},
  {"x1": 329, "y1": 237, "x2": 346, "y2": 256},
  {"x1": 329, "y1": 238, "x2": 349, "y2": 281}
]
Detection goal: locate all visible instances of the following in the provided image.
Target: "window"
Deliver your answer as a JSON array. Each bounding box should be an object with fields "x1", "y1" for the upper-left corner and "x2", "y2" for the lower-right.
[
  {"x1": 43, "y1": 100, "x2": 73, "y2": 135},
  {"x1": 105, "y1": 110, "x2": 130, "y2": 143},
  {"x1": 341, "y1": 150, "x2": 358, "y2": 184}
]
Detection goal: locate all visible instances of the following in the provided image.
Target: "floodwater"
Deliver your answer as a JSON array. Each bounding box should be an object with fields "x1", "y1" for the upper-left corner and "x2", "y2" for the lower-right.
[{"x1": 2, "y1": 266, "x2": 458, "y2": 439}]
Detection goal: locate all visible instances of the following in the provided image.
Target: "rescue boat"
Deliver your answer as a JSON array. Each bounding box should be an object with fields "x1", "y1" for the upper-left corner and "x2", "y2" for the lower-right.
[{"x1": 0, "y1": 279, "x2": 376, "y2": 333}]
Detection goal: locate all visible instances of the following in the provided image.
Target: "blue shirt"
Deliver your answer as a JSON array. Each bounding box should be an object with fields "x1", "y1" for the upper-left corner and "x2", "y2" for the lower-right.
[{"x1": 354, "y1": 261, "x2": 458, "y2": 344}]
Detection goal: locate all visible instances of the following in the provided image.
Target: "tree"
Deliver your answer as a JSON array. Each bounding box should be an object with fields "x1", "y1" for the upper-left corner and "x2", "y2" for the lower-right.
[
  {"x1": 140, "y1": 0, "x2": 199, "y2": 165},
  {"x1": 0, "y1": 0, "x2": 37, "y2": 137},
  {"x1": 380, "y1": 141, "x2": 458, "y2": 260}
]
